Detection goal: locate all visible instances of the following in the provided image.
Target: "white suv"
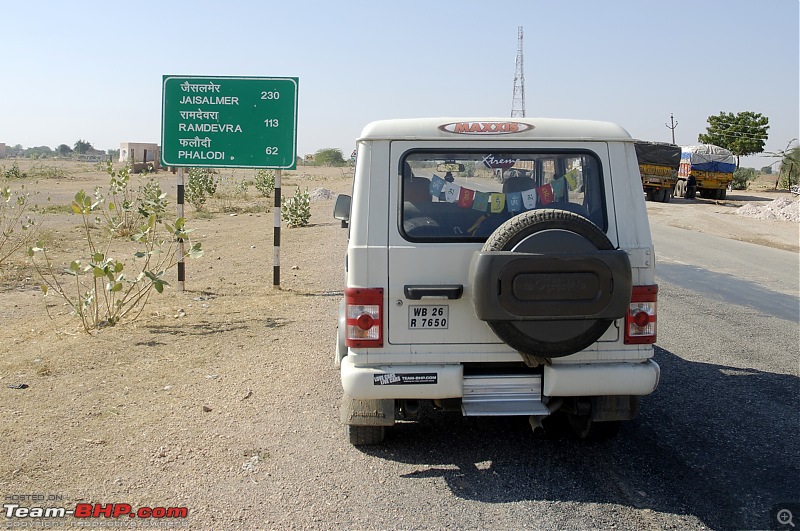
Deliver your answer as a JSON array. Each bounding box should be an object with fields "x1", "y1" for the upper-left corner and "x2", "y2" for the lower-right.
[{"x1": 333, "y1": 118, "x2": 659, "y2": 445}]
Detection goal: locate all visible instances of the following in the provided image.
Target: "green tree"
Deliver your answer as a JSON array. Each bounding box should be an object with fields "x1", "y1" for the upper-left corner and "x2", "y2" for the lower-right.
[
  {"x1": 25, "y1": 146, "x2": 54, "y2": 159},
  {"x1": 73, "y1": 139, "x2": 93, "y2": 154},
  {"x1": 698, "y1": 111, "x2": 769, "y2": 168},
  {"x1": 760, "y1": 166, "x2": 772, "y2": 175},
  {"x1": 779, "y1": 146, "x2": 800, "y2": 189},
  {"x1": 56, "y1": 144, "x2": 73, "y2": 157},
  {"x1": 314, "y1": 148, "x2": 346, "y2": 167}
]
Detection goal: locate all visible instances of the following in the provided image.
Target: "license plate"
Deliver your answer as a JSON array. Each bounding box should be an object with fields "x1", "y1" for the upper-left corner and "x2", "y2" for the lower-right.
[{"x1": 408, "y1": 305, "x2": 449, "y2": 329}]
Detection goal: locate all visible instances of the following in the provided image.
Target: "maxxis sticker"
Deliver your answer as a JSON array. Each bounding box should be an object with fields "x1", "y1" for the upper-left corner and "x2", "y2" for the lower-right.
[
  {"x1": 438, "y1": 121, "x2": 533, "y2": 135},
  {"x1": 373, "y1": 373, "x2": 438, "y2": 386}
]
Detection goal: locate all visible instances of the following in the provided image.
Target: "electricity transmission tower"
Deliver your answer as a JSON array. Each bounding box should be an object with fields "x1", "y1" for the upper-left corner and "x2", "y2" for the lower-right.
[{"x1": 511, "y1": 26, "x2": 526, "y2": 117}]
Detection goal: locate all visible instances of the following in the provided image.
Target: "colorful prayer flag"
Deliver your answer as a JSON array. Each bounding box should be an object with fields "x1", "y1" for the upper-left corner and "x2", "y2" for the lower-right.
[
  {"x1": 429, "y1": 175, "x2": 446, "y2": 197},
  {"x1": 490, "y1": 193, "x2": 506, "y2": 213},
  {"x1": 521, "y1": 188, "x2": 537, "y2": 209},
  {"x1": 551, "y1": 177, "x2": 566, "y2": 201},
  {"x1": 458, "y1": 187, "x2": 475, "y2": 208},
  {"x1": 564, "y1": 170, "x2": 578, "y2": 191},
  {"x1": 537, "y1": 183, "x2": 554, "y2": 205},
  {"x1": 472, "y1": 191, "x2": 490, "y2": 212},
  {"x1": 506, "y1": 192, "x2": 523, "y2": 212},
  {"x1": 443, "y1": 182, "x2": 461, "y2": 203}
]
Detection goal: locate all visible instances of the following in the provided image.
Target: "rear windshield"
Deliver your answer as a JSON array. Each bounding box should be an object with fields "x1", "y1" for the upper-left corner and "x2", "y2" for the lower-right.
[{"x1": 400, "y1": 150, "x2": 606, "y2": 241}]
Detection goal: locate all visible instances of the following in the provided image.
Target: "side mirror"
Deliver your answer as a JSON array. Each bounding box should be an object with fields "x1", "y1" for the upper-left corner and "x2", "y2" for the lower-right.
[{"x1": 333, "y1": 194, "x2": 351, "y2": 228}]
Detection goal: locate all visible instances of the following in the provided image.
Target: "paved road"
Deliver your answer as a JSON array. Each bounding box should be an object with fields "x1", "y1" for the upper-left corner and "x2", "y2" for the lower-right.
[
  {"x1": 315, "y1": 222, "x2": 800, "y2": 530},
  {"x1": 243, "y1": 217, "x2": 799, "y2": 530},
  {"x1": 647, "y1": 223, "x2": 799, "y2": 529},
  {"x1": 652, "y1": 222, "x2": 800, "y2": 321}
]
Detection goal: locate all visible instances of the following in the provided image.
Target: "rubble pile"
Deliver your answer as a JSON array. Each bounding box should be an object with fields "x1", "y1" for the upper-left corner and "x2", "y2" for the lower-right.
[{"x1": 736, "y1": 197, "x2": 800, "y2": 223}]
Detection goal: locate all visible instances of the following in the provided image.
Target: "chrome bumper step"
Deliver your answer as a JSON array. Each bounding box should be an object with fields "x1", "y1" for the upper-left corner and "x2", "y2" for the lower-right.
[{"x1": 461, "y1": 374, "x2": 549, "y2": 416}]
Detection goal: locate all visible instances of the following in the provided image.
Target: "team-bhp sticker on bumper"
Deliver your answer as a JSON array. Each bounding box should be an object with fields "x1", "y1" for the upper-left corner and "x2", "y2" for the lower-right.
[
  {"x1": 341, "y1": 357, "x2": 463, "y2": 399},
  {"x1": 374, "y1": 373, "x2": 438, "y2": 385}
]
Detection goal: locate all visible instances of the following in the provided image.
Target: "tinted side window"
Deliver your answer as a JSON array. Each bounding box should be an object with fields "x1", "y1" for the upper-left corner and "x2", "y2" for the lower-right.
[{"x1": 400, "y1": 151, "x2": 606, "y2": 241}]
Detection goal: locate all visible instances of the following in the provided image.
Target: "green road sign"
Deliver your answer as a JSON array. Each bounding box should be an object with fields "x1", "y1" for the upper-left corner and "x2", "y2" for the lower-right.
[{"x1": 161, "y1": 76, "x2": 298, "y2": 169}]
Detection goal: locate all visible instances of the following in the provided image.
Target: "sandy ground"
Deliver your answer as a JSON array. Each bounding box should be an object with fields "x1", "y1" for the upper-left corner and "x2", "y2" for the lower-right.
[
  {"x1": 0, "y1": 160, "x2": 796, "y2": 528},
  {"x1": 645, "y1": 189, "x2": 799, "y2": 253}
]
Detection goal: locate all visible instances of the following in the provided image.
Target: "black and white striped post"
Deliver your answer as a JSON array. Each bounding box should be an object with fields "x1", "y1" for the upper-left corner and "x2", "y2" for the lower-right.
[
  {"x1": 273, "y1": 169, "x2": 282, "y2": 287},
  {"x1": 177, "y1": 167, "x2": 186, "y2": 292}
]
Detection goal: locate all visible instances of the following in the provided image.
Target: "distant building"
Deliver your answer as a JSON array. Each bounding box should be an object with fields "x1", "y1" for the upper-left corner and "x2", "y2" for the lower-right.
[
  {"x1": 119, "y1": 142, "x2": 160, "y2": 172},
  {"x1": 0, "y1": 143, "x2": 5, "y2": 158}
]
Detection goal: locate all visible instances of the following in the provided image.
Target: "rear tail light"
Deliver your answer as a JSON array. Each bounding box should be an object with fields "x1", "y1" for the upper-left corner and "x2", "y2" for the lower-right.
[
  {"x1": 345, "y1": 287, "x2": 383, "y2": 348},
  {"x1": 624, "y1": 285, "x2": 657, "y2": 344}
]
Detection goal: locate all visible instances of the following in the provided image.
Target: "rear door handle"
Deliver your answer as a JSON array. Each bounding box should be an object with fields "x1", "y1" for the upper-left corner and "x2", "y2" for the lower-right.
[{"x1": 404, "y1": 285, "x2": 463, "y2": 300}]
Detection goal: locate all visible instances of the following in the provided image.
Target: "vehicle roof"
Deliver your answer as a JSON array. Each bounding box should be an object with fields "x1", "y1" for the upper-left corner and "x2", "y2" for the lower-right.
[{"x1": 359, "y1": 117, "x2": 633, "y2": 142}]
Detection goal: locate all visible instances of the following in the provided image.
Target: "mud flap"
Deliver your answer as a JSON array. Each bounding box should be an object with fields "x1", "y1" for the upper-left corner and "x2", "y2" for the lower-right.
[{"x1": 340, "y1": 396, "x2": 395, "y2": 427}]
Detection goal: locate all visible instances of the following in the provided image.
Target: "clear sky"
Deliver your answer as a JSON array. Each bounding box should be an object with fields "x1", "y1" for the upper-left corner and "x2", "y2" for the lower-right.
[{"x1": 1, "y1": 0, "x2": 797, "y2": 168}]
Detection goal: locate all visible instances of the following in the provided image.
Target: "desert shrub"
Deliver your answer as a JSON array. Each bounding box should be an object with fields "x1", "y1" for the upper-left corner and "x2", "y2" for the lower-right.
[
  {"x1": 214, "y1": 174, "x2": 249, "y2": 212},
  {"x1": 185, "y1": 168, "x2": 218, "y2": 211},
  {"x1": 28, "y1": 167, "x2": 200, "y2": 333},
  {"x1": 732, "y1": 167, "x2": 757, "y2": 190},
  {"x1": 0, "y1": 181, "x2": 37, "y2": 268},
  {"x1": 281, "y1": 186, "x2": 311, "y2": 228},
  {"x1": 28, "y1": 164, "x2": 68, "y2": 179},
  {"x1": 254, "y1": 169, "x2": 275, "y2": 197},
  {"x1": 3, "y1": 163, "x2": 24, "y2": 179},
  {"x1": 96, "y1": 162, "x2": 167, "y2": 237}
]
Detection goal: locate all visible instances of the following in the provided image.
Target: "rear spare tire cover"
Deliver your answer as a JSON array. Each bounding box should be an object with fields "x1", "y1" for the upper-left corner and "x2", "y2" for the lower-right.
[{"x1": 472, "y1": 209, "x2": 632, "y2": 357}]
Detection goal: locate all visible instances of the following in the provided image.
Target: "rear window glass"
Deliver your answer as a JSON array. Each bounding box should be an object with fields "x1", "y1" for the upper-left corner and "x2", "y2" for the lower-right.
[{"x1": 401, "y1": 150, "x2": 606, "y2": 241}]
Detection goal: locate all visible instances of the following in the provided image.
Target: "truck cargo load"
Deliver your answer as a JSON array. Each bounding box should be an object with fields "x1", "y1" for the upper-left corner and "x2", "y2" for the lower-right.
[
  {"x1": 635, "y1": 141, "x2": 682, "y2": 168},
  {"x1": 634, "y1": 141, "x2": 681, "y2": 202},
  {"x1": 679, "y1": 145, "x2": 736, "y2": 173},
  {"x1": 677, "y1": 144, "x2": 736, "y2": 200}
]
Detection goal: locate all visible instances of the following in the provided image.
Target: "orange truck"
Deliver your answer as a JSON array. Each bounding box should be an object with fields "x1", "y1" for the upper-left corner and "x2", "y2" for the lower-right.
[{"x1": 634, "y1": 141, "x2": 682, "y2": 202}]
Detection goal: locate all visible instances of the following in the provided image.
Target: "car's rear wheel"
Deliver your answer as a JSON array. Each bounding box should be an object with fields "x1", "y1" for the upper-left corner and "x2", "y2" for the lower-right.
[{"x1": 347, "y1": 425, "x2": 385, "y2": 446}]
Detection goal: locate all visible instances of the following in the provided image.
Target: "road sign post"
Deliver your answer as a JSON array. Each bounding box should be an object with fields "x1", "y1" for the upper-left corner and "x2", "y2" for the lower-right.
[{"x1": 161, "y1": 75, "x2": 298, "y2": 288}]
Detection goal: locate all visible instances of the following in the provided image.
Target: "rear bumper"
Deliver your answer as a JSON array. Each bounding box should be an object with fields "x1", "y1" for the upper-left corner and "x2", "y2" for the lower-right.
[
  {"x1": 544, "y1": 359, "x2": 660, "y2": 396},
  {"x1": 341, "y1": 356, "x2": 463, "y2": 399},
  {"x1": 341, "y1": 357, "x2": 660, "y2": 400}
]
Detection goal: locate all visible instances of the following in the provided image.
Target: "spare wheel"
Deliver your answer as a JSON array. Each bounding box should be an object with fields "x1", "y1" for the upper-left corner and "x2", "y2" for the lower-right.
[{"x1": 470, "y1": 209, "x2": 632, "y2": 357}]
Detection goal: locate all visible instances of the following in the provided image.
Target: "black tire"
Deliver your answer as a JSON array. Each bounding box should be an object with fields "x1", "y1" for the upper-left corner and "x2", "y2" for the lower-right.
[
  {"x1": 645, "y1": 190, "x2": 656, "y2": 202},
  {"x1": 347, "y1": 425, "x2": 385, "y2": 446},
  {"x1": 478, "y1": 209, "x2": 626, "y2": 357},
  {"x1": 485, "y1": 209, "x2": 612, "y2": 254}
]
